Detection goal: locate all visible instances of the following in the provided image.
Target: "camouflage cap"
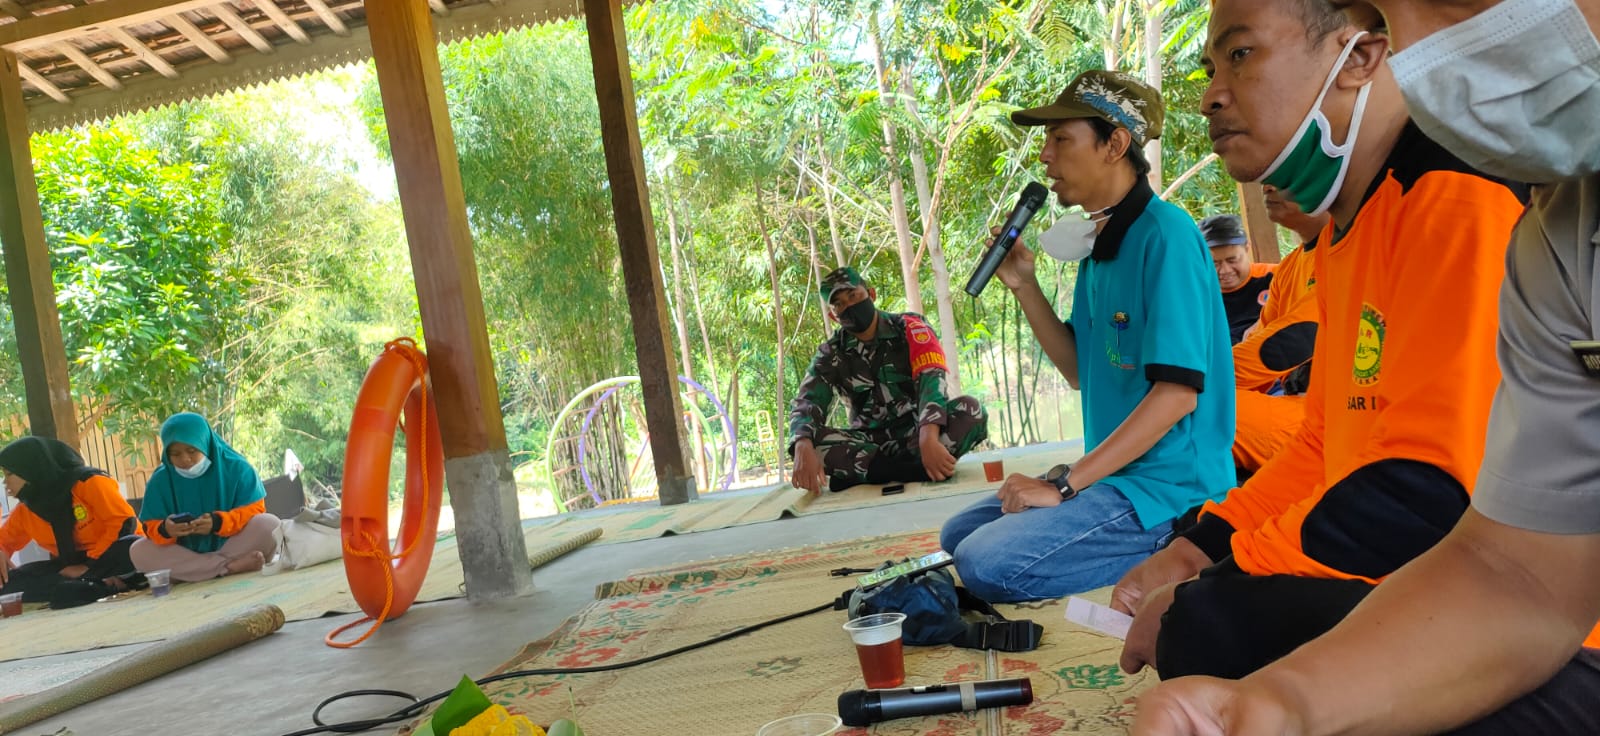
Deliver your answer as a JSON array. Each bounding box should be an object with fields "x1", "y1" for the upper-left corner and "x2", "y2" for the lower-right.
[
  {"x1": 820, "y1": 266, "x2": 868, "y2": 301},
  {"x1": 1011, "y1": 69, "x2": 1164, "y2": 147}
]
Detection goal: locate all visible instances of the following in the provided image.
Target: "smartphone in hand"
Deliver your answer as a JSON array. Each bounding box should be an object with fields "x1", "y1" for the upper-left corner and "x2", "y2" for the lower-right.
[{"x1": 168, "y1": 513, "x2": 197, "y2": 524}]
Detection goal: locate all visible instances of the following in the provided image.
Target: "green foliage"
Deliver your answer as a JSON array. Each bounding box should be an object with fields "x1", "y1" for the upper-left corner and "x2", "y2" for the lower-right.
[
  {"x1": 26, "y1": 127, "x2": 243, "y2": 438},
  {"x1": 132, "y1": 72, "x2": 415, "y2": 486}
]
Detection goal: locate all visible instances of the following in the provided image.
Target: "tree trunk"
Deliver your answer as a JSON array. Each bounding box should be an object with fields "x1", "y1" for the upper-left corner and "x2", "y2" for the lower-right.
[
  {"x1": 816, "y1": 131, "x2": 847, "y2": 267},
  {"x1": 805, "y1": 208, "x2": 830, "y2": 340},
  {"x1": 899, "y1": 75, "x2": 963, "y2": 395},
  {"x1": 1142, "y1": 0, "x2": 1165, "y2": 189},
  {"x1": 867, "y1": 9, "x2": 924, "y2": 314},
  {"x1": 664, "y1": 184, "x2": 695, "y2": 382},
  {"x1": 755, "y1": 181, "x2": 787, "y2": 478}
]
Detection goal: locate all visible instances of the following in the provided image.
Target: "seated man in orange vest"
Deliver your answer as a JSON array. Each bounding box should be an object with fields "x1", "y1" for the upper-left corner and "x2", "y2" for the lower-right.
[
  {"x1": 1110, "y1": 0, "x2": 1525, "y2": 681},
  {"x1": 1230, "y1": 186, "x2": 1329, "y2": 477},
  {"x1": 1203, "y1": 214, "x2": 1276, "y2": 345}
]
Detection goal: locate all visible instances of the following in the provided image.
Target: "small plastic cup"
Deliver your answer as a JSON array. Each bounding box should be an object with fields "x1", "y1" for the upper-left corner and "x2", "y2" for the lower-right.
[
  {"x1": 983, "y1": 459, "x2": 1005, "y2": 482},
  {"x1": 0, "y1": 592, "x2": 22, "y2": 617},
  {"x1": 843, "y1": 612, "x2": 907, "y2": 689},
  {"x1": 756, "y1": 713, "x2": 841, "y2": 736},
  {"x1": 147, "y1": 569, "x2": 172, "y2": 598}
]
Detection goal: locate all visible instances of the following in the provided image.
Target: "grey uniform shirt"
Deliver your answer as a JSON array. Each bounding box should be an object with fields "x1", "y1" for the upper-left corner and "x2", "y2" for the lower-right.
[{"x1": 1473, "y1": 174, "x2": 1600, "y2": 534}]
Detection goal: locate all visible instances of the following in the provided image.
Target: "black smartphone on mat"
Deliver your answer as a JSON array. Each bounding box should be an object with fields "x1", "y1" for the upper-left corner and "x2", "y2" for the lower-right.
[{"x1": 881, "y1": 483, "x2": 906, "y2": 496}]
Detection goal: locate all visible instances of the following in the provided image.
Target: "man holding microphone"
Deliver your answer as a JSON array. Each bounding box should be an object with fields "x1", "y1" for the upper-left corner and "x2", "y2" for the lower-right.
[{"x1": 940, "y1": 70, "x2": 1236, "y2": 603}]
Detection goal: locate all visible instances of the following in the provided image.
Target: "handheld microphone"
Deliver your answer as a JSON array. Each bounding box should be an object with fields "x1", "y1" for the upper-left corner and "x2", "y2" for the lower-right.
[
  {"x1": 837, "y1": 677, "x2": 1034, "y2": 727},
  {"x1": 964, "y1": 182, "x2": 1051, "y2": 297}
]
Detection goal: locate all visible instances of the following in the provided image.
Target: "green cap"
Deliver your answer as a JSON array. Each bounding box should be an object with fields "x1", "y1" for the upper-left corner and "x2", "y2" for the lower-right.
[
  {"x1": 1011, "y1": 69, "x2": 1164, "y2": 147},
  {"x1": 820, "y1": 266, "x2": 867, "y2": 301}
]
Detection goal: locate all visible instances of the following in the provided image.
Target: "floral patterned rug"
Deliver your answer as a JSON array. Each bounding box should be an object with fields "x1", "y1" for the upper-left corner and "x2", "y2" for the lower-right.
[{"x1": 400, "y1": 530, "x2": 1150, "y2": 735}]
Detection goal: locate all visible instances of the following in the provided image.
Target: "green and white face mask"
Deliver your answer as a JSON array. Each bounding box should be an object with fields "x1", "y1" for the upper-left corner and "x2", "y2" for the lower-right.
[{"x1": 1258, "y1": 32, "x2": 1372, "y2": 216}]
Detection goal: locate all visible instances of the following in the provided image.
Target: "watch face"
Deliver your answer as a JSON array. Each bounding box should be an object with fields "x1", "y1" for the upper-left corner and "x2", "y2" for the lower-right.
[{"x1": 1044, "y1": 464, "x2": 1071, "y2": 489}]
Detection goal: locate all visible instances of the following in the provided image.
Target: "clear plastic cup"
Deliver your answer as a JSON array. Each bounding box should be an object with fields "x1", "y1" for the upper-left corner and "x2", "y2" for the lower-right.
[
  {"x1": 756, "y1": 713, "x2": 842, "y2": 736},
  {"x1": 843, "y1": 612, "x2": 907, "y2": 689},
  {"x1": 0, "y1": 592, "x2": 22, "y2": 617},
  {"x1": 983, "y1": 459, "x2": 1005, "y2": 482},
  {"x1": 147, "y1": 569, "x2": 172, "y2": 598}
]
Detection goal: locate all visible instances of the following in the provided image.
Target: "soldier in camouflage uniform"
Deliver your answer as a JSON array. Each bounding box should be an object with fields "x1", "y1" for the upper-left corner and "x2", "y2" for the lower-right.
[{"x1": 789, "y1": 267, "x2": 988, "y2": 493}]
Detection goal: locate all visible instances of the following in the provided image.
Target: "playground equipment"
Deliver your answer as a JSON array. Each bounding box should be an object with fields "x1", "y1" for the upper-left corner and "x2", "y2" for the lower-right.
[{"x1": 543, "y1": 376, "x2": 737, "y2": 512}]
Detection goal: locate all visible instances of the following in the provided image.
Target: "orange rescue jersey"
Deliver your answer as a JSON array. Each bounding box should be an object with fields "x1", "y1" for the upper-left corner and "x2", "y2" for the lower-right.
[
  {"x1": 1234, "y1": 241, "x2": 1319, "y2": 392},
  {"x1": 1185, "y1": 126, "x2": 1523, "y2": 582},
  {"x1": 0, "y1": 475, "x2": 138, "y2": 560}
]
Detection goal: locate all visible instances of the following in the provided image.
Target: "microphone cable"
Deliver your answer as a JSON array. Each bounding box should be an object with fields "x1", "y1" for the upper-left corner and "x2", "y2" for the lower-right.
[{"x1": 276, "y1": 596, "x2": 842, "y2": 736}]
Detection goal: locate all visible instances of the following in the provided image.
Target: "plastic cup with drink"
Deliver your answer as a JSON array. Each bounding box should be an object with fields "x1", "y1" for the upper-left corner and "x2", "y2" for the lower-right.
[
  {"x1": 755, "y1": 713, "x2": 841, "y2": 736},
  {"x1": 147, "y1": 569, "x2": 172, "y2": 598},
  {"x1": 983, "y1": 460, "x2": 1005, "y2": 483},
  {"x1": 844, "y1": 612, "x2": 907, "y2": 689},
  {"x1": 0, "y1": 592, "x2": 22, "y2": 617}
]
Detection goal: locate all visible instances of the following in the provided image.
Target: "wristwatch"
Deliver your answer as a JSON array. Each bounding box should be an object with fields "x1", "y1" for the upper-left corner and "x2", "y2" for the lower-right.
[{"x1": 1043, "y1": 463, "x2": 1079, "y2": 501}]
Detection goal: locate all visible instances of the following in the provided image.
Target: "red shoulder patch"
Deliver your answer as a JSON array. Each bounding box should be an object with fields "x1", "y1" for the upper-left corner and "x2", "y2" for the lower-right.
[{"x1": 903, "y1": 316, "x2": 948, "y2": 376}]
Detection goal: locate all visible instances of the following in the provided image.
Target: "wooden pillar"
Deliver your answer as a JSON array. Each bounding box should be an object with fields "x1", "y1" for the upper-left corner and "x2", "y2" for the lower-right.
[
  {"x1": 1238, "y1": 182, "x2": 1281, "y2": 264},
  {"x1": 366, "y1": 0, "x2": 531, "y2": 599},
  {"x1": 583, "y1": 0, "x2": 696, "y2": 506},
  {"x1": 0, "y1": 50, "x2": 76, "y2": 446}
]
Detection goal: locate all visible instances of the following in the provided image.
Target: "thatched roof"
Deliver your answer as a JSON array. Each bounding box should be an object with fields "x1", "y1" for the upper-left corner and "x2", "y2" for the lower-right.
[{"x1": 4, "y1": 0, "x2": 601, "y2": 132}]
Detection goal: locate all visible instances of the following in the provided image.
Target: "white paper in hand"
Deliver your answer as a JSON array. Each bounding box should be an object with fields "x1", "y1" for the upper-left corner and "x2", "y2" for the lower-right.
[{"x1": 1065, "y1": 597, "x2": 1134, "y2": 640}]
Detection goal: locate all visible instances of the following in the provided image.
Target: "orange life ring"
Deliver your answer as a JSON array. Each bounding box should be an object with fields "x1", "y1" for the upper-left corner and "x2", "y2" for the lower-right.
[{"x1": 334, "y1": 338, "x2": 444, "y2": 637}]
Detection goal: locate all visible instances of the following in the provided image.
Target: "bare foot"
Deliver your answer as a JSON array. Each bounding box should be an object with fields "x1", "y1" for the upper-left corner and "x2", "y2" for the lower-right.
[{"x1": 224, "y1": 551, "x2": 266, "y2": 576}]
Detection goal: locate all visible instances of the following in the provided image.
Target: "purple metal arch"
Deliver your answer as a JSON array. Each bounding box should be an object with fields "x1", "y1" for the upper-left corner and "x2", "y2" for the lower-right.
[{"x1": 573, "y1": 376, "x2": 737, "y2": 505}]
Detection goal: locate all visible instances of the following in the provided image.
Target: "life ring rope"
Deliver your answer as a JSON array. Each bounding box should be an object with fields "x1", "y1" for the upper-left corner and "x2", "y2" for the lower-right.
[{"x1": 325, "y1": 337, "x2": 435, "y2": 649}]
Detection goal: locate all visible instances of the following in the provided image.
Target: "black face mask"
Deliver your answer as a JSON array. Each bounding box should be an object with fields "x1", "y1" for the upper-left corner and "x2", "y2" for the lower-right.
[{"x1": 838, "y1": 298, "x2": 878, "y2": 334}]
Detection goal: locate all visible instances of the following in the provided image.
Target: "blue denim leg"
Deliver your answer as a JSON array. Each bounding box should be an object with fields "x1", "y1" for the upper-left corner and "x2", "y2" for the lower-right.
[
  {"x1": 945, "y1": 483, "x2": 1176, "y2": 602},
  {"x1": 939, "y1": 494, "x2": 1005, "y2": 554}
]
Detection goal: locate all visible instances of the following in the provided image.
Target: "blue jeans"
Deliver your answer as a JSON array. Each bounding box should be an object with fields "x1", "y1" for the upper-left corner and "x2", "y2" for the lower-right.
[{"x1": 939, "y1": 483, "x2": 1176, "y2": 602}]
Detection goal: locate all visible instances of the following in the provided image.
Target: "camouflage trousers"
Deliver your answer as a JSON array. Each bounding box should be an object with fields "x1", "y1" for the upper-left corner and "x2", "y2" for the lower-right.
[{"x1": 812, "y1": 396, "x2": 988, "y2": 484}]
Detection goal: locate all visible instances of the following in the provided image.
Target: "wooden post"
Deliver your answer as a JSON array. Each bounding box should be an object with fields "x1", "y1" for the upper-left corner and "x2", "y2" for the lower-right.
[
  {"x1": 1238, "y1": 182, "x2": 1281, "y2": 264},
  {"x1": 0, "y1": 50, "x2": 76, "y2": 445},
  {"x1": 366, "y1": 0, "x2": 531, "y2": 599},
  {"x1": 583, "y1": 0, "x2": 696, "y2": 506}
]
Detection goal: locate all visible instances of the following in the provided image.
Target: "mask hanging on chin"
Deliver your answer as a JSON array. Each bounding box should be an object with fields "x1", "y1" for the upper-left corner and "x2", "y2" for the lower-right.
[
  {"x1": 1388, "y1": 0, "x2": 1600, "y2": 183},
  {"x1": 837, "y1": 298, "x2": 878, "y2": 334},
  {"x1": 1257, "y1": 32, "x2": 1373, "y2": 216},
  {"x1": 1038, "y1": 208, "x2": 1109, "y2": 262}
]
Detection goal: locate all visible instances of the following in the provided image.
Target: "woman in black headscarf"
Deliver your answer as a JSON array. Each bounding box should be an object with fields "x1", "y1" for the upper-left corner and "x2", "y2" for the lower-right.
[{"x1": 0, "y1": 436, "x2": 143, "y2": 604}]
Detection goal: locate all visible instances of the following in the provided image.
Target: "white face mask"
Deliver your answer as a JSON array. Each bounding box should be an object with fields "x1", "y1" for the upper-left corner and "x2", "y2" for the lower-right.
[
  {"x1": 175, "y1": 456, "x2": 211, "y2": 479},
  {"x1": 1038, "y1": 208, "x2": 1109, "y2": 262},
  {"x1": 1389, "y1": 0, "x2": 1600, "y2": 183}
]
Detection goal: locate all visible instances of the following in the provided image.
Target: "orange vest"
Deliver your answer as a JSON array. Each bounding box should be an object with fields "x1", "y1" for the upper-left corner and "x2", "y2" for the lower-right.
[
  {"x1": 0, "y1": 475, "x2": 138, "y2": 560},
  {"x1": 1205, "y1": 162, "x2": 1521, "y2": 581}
]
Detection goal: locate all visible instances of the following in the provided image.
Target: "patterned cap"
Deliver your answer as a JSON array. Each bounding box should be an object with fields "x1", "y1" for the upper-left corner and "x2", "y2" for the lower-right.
[
  {"x1": 1200, "y1": 214, "x2": 1250, "y2": 247},
  {"x1": 820, "y1": 266, "x2": 868, "y2": 301},
  {"x1": 1011, "y1": 69, "x2": 1164, "y2": 146}
]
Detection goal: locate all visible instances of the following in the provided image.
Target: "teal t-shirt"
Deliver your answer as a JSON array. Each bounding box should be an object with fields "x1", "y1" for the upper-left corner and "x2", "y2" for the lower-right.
[{"x1": 1068, "y1": 183, "x2": 1236, "y2": 529}]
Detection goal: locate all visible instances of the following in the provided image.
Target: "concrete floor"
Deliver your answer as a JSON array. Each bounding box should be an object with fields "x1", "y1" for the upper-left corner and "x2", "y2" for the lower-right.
[{"x1": 14, "y1": 490, "x2": 989, "y2": 736}]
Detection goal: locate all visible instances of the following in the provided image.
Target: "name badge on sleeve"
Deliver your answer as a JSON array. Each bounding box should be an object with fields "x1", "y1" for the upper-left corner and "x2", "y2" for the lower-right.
[{"x1": 1573, "y1": 341, "x2": 1600, "y2": 378}]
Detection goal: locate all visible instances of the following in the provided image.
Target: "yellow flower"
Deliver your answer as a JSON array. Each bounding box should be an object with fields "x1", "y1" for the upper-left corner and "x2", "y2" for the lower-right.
[{"x1": 450, "y1": 706, "x2": 545, "y2": 736}]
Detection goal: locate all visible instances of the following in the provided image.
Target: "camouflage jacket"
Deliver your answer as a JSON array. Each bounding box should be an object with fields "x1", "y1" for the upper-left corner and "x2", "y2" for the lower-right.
[{"x1": 789, "y1": 311, "x2": 952, "y2": 450}]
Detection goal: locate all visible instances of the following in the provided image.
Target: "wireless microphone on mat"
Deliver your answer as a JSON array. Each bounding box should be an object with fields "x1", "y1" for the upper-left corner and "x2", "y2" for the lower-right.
[
  {"x1": 837, "y1": 677, "x2": 1034, "y2": 727},
  {"x1": 964, "y1": 182, "x2": 1050, "y2": 297}
]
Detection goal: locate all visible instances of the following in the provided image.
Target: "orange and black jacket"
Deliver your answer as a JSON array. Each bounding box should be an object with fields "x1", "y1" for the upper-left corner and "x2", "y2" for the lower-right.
[
  {"x1": 1221, "y1": 263, "x2": 1276, "y2": 343},
  {"x1": 140, "y1": 498, "x2": 267, "y2": 544},
  {"x1": 1234, "y1": 240, "x2": 1319, "y2": 393},
  {"x1": 1182, "y1": 124, "x2": 1525, "y2": 582},
  {"x1": 0, "y1": 475, "x2": 139, "y2": 560}
]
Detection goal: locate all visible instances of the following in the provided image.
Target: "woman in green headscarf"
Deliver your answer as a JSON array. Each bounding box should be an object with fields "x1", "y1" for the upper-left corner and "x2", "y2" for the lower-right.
[
  {"x1": 0, "y1": 436, "x2": 142, "y2": 602},
  {"x1": 130, "y1": 413, "x2": 280, "y2": 582}
]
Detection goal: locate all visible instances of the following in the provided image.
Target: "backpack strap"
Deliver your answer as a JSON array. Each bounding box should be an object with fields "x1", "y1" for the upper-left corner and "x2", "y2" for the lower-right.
[{"x1": 949, "y1": 586, "x2": 1044, "y2": 652}]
